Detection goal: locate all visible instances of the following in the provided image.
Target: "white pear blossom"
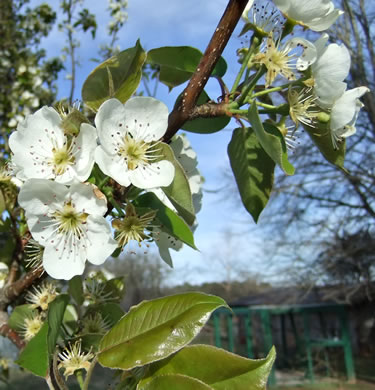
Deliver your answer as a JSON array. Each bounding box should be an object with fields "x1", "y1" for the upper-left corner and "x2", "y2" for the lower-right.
[
  {"x1": 330, "y1": 87, "x2": 369, "y2": 148},
  {"x1": 254, "y1": 35, "x2": 317, "y2": 87},
  {"x1": 18, "y1": 179, "x2": 117, "y2": 280},
  {"x1": 95, "y1": 97, "x2": 175, "y2": 189},
  {"x1": 9, "y1": 106, "x2": 97, "y2": 184},
  {"x1": 311, "y1": 34, "x2": 351, "y2": 108},
  {"x1": 242, "y1": 1, "x2": 283, "y2": 36},
  {"x1": 273, "y1": 0, "x2": 343, "y2": 31}
]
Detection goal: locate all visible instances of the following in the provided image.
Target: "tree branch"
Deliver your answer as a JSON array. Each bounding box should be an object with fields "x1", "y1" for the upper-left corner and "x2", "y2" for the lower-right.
[
  {"x1": 0, "y1": 266, "x2": 44, "y2": 310},
  {"x1": 164, "y1": 0, "x2": 248, "y2": 141}
]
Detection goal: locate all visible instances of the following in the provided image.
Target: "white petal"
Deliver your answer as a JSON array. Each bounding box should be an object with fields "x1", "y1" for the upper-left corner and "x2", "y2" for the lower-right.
[
  {"x1": 58, "y1": 123, "x2": 97, "y2": 184},
  {"x1": 94, "y1": 147, "x2": 131, "y2": 187},
  {"x1": 85, "y1": 215, "x2": 117, "y2": 265},
  {"x1": 129, "y1": 160, "x2": 175, "y2": 189},
  {"x1": 123, "y1": 97, "x2": 169, "y2": 142},
  {"x1": 26, "y1": 213, "x2": 57, "y2": 246},
  {"x1": 313, "y1": 33, "x2": 329, "y2": 57},
  {"x1": 313, "y1": 43, "x2": 350, "y2": 82},
  {"x1": 315, "y1": 79, "x2": 347, "y2": 108},
  {"x1": 330, "y1": 87, "x2": 369, "y2": 131},
  {"x1": 306, "y1": 9, "x2": 343, "y2": 31},
  {"x1": 43, "y1": 240, "x2": 86, "y2": 280},
  {"x1": 95, "y1": 98, "x2": 127, "y2": 153},
  {"x1": 18, "y1": 179, "x2": 68, "y2": 215},
  {"x1": 69, "y1": 181, "x2": 108, "y2": 216},
  {"x1": 285, "y1": 38, "x2": 317, "y2": 71}
]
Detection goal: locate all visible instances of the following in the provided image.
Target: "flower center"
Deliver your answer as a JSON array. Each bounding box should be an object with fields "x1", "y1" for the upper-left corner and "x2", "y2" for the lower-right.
[
  {"x1": 50, "y1": 142, "x2": 75, "y2": 175},
  {"x1": 112, "y1": 204, "x2": 156, "y2": 247},
  {"x1": 119, "y1": 134, "x2": 157, "y2": 170},
  {"x1": 54, "y1": 202, "x2": 87, "y2": 238}
]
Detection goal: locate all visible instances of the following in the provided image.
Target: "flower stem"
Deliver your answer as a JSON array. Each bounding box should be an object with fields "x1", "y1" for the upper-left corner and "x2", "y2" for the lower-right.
[
  {"x1": 83, "y1": 357, "x2": 97, "y2": 390},
  {"x1": 76, "y1": 370, "x2": 84, "y2": 389},
  {"x1": 230, "y1": 35, "x2": 260, "y2": 96},
  {"x1": 236, "y1": 65, "x2": 266, "y2": 107}
]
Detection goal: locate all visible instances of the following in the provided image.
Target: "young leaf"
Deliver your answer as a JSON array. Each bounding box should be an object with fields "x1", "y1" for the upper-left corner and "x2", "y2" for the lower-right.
[
  {"x1": 159, "y1": 143, "x2": 195, "y2": 226},
  {"x1": 147, "y1": 46, "x2": 227, "y2": 90},
  {"x1": 82, "y1": 40, "x2": 146, "y2": 111},
  {"x1": 181, "y1": 90, "x2": 230, "y2": 134},
  {"x1": 134, "y1": 192, "x2": 196, "y2": 249},
  {"x1": 248, "y1": 102, "x2": 295, "y2": 175},
  {"x1": 68, "y1": 275, "x2": 84, "y2": 306},
  {"x1": 8, "y1": 304, "x2": 36, "y2": 331},
  {"x1": 139, "y1": 374, "x2": 214, "y2": 390},
  {"x1": 16, "y1": 322, "x2": 49, "y2": 377},
  {"x1": 98, "y1": 292, "x2": 228, "y2": 370},
  {"x1": 139, "y1": 345, "x2": 276, "y2": 390},
  {"x1": 47, "y1": 294, "x2": 69, "y2": 355},
  {"x1": 228, "y1": 127, "x2": 275, "y2": 223},
  {"x1": 304, "y1": 122, "x2": 346, "y2": 169}
]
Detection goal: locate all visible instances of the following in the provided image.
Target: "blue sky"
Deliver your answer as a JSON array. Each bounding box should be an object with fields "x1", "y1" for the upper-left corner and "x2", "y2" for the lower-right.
[{"x1": 30, "y1": 0, "x2": 268, "y2": 285}]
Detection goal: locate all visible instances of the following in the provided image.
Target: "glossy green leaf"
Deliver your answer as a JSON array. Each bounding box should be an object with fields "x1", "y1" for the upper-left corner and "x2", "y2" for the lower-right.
[
  {"x1": 16, "y1": 322, "x2": 49, "y2": 377},
  {"x1": 228, "y1": 127, "x2": 275, "y2": 223},
  {"x1": 98, "y1": 293, "x2": 228, "y2": 370},
  {"x1": 147, "y1": 46, "x2": 227, "y2": 89},
  {"x1": 304, "y1": 122, "x2": 346, "y2": 169},
  {"x1": 47, "y1": 294, "x2": 69, "y2": 355},
  {"x1": 139, "y1": 374, "x2": 214, "y2": 390},
  {"x1": 82, "y1": 40, "x2": 146, "y2": 111},
  {"x1": 182, "y1": 90, "x2": 231, "y2": 134},
  {"x1": 8, "y1": 304, "x2": 35, "y2": 331},
  {"x1": 139, "y1": 345, "x2": 276, "y2": 390},
  {"x1": 69, "y1": 275, "x2": 84, "y2": 305},
  {"x1": 248, "y1": 102, "x2": 295, "y2": 175},
  {"x1": 159, "y1": 143, "x2": 195, "y2": 226},
  {"x1": 134, "y1": 193, "x2": 196, "y2": 249}
]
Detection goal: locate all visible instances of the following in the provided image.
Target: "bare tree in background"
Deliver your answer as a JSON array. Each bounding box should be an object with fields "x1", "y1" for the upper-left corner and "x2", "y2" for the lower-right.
[
  {"x1": 219, "y1": 0, "x2": 375, "y2": 295},
  {"x1": 262, "y1": 0, "x2": 375, "y2": 294}
]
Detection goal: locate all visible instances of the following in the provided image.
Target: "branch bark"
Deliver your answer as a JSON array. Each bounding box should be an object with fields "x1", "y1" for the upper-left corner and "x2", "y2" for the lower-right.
[{"x1": 164, "y1": 0, "x2": 248, "y2": 141}]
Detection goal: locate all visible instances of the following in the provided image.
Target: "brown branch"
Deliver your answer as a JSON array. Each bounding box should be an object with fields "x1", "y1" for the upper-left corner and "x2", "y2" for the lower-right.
[
  {"x1": 0, "y1": 312, "x2": 25, "y2": 349},
  {"x1": 164, "y1": 0, "x2": 248, "y2": 141},
  {"x1": 0, "y1": 266, "x2": 44, "y2": 310}
]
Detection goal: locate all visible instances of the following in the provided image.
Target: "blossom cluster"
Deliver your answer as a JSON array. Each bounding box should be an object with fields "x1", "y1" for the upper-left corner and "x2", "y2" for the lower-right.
[
  {"x1": 8, "y1": 97, "x2": 198, "y2": 280},
  {"x1": 242, "y1": 0, "x2": 369, "y2": 148}
]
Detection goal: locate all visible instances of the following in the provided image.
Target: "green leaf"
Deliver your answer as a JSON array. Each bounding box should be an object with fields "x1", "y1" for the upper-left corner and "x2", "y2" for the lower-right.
[
  {"x1": 8, "y1": 305, "x2": 35, "y2": 331},
  {"x1": 140, "y1": 345, "x2": 276, "y2": 390},
  {"x1": 47, "y1": 294, "x2": 69, "y2": 355},
  {"x1": 82, "y1": 40, "x2": 146, "y2": 111},
  {"x1": 181, "y1": 90, "x2": 230, "y2": 134},
  {"x1": 228, "y1": 127, "x2": 275, "y2": 223},
  {"x1": 134, "y1": 193, "x2": 196, "y2": 249},
  {"x1": 248, "y1": 102, "x2": 295, "y2": 175},
  {"x1": 69, "y1": 276, "x2": 84, "y2": 305},
  {"x1": 86, "y1": 302, "x2": 125, "y2": 327},
  {"x1": 79, "y1": 333, "x2": 104, "y2": 352},
  {"x1": 98, "y1": 293, "x2": 228, "y2": 370},
  {"x1": 211, "y1": 56, "x2": 227, "y2": 78},
  {"x1": 139, "y1": 374, "x2": 214, "y2": 390},
  {"x1": 147, "y1": 46, "x2": 226, "y2": 90},
  {"x1": 16, "y1": 322, "x2": 49, "y2": 377},
  {"x1": 304, "y1": 122, "x2": 346, "y2": 169},
  {"x1": 159, "y1": 143, "x2": 195, "y2": 226}
]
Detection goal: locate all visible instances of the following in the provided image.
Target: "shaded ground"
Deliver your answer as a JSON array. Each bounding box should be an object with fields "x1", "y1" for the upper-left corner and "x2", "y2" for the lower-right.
[{"x1": 276, "y1": 380, "x2": 375, "y2": 390}]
